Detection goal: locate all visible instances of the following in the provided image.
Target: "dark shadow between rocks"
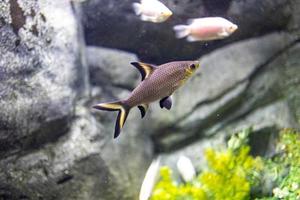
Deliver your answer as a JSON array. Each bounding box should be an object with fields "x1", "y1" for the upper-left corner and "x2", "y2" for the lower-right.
[{"x1": 248, "y1": 126, "x2": 280, "y2": 157}]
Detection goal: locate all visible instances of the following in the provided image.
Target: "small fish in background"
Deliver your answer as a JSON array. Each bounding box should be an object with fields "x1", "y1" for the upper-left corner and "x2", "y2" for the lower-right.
[
  {"x1": 69, "y1": 0, "x2": 86, "y2": 2},
  {"x1": 93, "y1": 60, "x2": 200, "y2": 138},
  {"x1": 132, "y1": 0, "x2": 173, "y2": 23},
  {"x1": 173, "y1": 17, "x2": 238, "y2": 42},
  {"x1": 177, "y1": 155, "x2": 196, "y2": 182},
  {"x1": 139, "y1": 157, "x2": 161, "y2": 200}
]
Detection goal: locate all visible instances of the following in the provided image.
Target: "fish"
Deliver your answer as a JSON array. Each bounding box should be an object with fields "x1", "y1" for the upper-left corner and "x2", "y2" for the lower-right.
[
  {"x1": 177, "y1": 155, "x2": 196, "y2": 182},
  {"x1": 173, "y1": 17, "x2": 238, "y2": 42},
  {"x1": 139, "y1": 156, "x2": 161, "y2": 200},
  {"x1": 132, "y1": 0, "x2": 173, "y2": 23},
  {"x1": 93, "y1": 60, "x2": 200, "y2": 138}
]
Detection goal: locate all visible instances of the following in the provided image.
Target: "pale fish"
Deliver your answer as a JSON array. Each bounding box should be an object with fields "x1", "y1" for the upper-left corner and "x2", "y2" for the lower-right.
[
  {"x1": 93, "y1": 60, "x2": 200, "y2": 138},
  {"x1": 173, "y1": 17, "x2": 238, "y2": 42},
  {"x1": 132, "y1": 0, "x2": 172, "y2": 23},
  {"x1": 177, "y1": 155, "x2": 196, "y2": 182},
  {"x1": 139, "y1": 157, "x2": 161, "y2": 200}
]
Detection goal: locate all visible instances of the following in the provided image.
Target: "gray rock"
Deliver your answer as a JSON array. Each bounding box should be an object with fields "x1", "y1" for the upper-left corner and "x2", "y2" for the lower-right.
[
  {"x1": 0, "y1": 2, "x2": 154, "y2": 198},
  {"x1": 0, "y1": 106, "x2": 153, "y2": 200},
  {"x1": 87, "y1": 46, "x2": 139, "y2": 90},
  {"x1": 149, "y1": 32, "x2": 300, "y2": 152},
  {"x1": 160, "y1": 99, "x2": 298, "y2": 176},
  {"x1": 0, "y1": 0, "x2": 87, "y2": 158},
  {"x1": 82, "y1": 0, "x2": 292, "y2": 62},
  {"x1": 287, "y1": 0, "x2": 300, "y2": 35}
]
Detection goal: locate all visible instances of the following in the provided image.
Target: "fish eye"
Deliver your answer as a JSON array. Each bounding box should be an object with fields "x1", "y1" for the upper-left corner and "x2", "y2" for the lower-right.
[{"x1": 190, "y1": 64, "x2": 196, "y2": 70}]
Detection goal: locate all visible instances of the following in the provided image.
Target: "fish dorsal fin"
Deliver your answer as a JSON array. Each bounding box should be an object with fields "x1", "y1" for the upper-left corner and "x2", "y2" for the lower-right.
[{"x1": 131, "y1": 62, "x2": 156, "y2": 81}]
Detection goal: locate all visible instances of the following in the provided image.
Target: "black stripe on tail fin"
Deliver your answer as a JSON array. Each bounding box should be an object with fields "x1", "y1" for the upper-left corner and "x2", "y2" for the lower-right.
[{"x1": 93, "y1": 101, "x2": 130, "y2": 138}]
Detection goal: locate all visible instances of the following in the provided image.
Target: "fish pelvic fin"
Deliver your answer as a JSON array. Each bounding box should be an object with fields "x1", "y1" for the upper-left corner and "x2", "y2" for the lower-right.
[
  {"x1": 159, "y1": 96, "x2": 172, "y2": 110},
  {"x1": 138, "y1": 104, "x2": 149, "y2": 118},
  {"x1": 173, "y1": 25, "x2": 190, "y2": 39},
  {"x1": 130, "y1": 62, "x2": 156, "y2": 81},
  {"x1": 132, "y1": 2, "x2": 142, "y2": 15},
  {"x1": 93, "y1": 101, "x2": 131, "y2": 138}
]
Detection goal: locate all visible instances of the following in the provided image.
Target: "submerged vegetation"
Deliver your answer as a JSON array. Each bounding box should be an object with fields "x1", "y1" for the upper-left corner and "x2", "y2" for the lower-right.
[{"x1": 151, "y1": 129, "x2": 300, "y2": 200}]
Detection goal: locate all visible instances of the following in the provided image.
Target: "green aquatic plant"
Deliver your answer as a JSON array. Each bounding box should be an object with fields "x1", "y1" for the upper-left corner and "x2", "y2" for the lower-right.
[
  {"x1": 151, "y1": 166, "x2": 207, "y2": 200},
  {"x1": 256, "y1": 129, "x2": 300, "y2": 200},
  {"x1": 199, "y1": 145, "x2": 262, "y2": 200},
  {"x1": 151, "y1": 129, "x2": 262, "y2": 200},
  {"x1": 151, "y1": 128, "x2": 300, "y2": 200}
]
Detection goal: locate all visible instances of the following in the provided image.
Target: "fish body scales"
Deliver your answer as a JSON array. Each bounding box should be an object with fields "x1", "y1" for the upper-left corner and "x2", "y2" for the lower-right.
[{"x1": 125, "y1": 63, "x2": 185, "y2": 107}]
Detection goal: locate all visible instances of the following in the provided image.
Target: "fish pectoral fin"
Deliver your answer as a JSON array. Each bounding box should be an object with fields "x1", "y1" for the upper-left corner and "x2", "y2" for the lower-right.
[
  {"x1": 141, "y1": 15, "x2": 153, "y2": 21},
  {"x1": 218, "y1": 30, "x2": 229, "y2": 37},
  {"x1": 159, "y1": 96, "x2": 172, "y2": 110},
  {"x1": 186, "y1": 35, "x2": 200, "y2": 42},
  {"x1": 138, "y1": 104, "x2": 149, "y2": 118},
  {"x1": 130, "y1": 62, "x2": 156, "y2": 81}
]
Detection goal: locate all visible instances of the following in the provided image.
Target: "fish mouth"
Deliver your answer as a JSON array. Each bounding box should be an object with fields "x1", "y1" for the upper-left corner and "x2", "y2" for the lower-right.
[
  {"x1": 230, "y1": 24, "x2": 238, "y2": 33},
  {"x1": 163, "y1": 11, "x2": 173, "y2": 17}
]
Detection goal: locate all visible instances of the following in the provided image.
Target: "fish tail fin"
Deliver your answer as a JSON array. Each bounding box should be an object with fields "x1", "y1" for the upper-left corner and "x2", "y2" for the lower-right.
[
  {"x1": 132, "y1": 2, "x2": 142, "y2": 15},
  {"x1": 173, "y1": 25, "x2": 190, "y2": 39},
  {"x1": 93, "y1": 101, "x2": 131, "y2": 138}
]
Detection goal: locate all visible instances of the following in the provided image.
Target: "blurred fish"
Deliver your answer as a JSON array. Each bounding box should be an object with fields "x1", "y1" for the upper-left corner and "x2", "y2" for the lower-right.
[
  {"x1": 139, "y1": 157, "x2": 161, "y2": 200},
  {"x1": 173, "y1": 17, "x2": 238, "y2": 42},
  {"x1": 177, "y1": 155, "x2": 196, "y2": 182},
  {"x1": 93, "y1": 60, "x2": 200, "y2": 138},
  {"x1": 132, "y1": 0, "x2": 172, "y2": 23},
  {"x1": 69, "y1": 0, "x2": 86, "y2": 2}
]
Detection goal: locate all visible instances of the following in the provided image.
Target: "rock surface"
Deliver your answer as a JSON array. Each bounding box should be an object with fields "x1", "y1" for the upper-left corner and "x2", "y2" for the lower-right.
[
  {"x1": 149, "y1": 32, "x2": 300, "y2": 152},
  {"x1": 0, "y1": 106, "x2": 153, "y2": 200},
  {"x1": 82, "y1": 0, "x2": 293, "y2": 62},
  {"x1": 158, "y1": 40, "x2": 300, "y2": 172},
  {"x1": 0, "y1": 0, "x2": 86, "y2": 158},
  {"x1": 0, "y1": 1, "x2": 153, "y2": 200},
  {"x1": 87, "y1": 46, "x2": 139, "y2": 90}
]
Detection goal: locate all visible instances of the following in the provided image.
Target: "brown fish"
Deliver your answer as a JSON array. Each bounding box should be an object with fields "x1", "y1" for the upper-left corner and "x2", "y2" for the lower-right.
[{"x1": 93, "y1": 60, "x2": 200, "y2": 138}]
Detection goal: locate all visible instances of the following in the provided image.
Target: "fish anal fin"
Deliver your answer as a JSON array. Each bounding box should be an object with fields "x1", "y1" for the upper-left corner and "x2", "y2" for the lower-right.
[
  {"x1": 159, "y1": 96, "x2": 172, "y2": 110},
  {"x1": 130, "y1": 62, "x2": 156, "y2": 81},
  {"x1": 138, "y1": 104, "x2": 149, "y2": 118},
  {"x1": 140, "y1": 15, "x2": 160, "y2": 23},
  {"x1": 218, "y1": 30, "x2": 229, "y2": 37}
]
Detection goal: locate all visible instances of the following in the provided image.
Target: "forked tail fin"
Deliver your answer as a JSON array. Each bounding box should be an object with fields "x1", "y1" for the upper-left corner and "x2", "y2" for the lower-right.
[
  {"x1": 93, "y1": 101, "x2": 130, "y2": 138},
  {"x1": 173, "y1": 25, "x2": 190, "y2": 39},
  {"x1": 132, "y1": 2, "x2": 142, "y2": 15}
]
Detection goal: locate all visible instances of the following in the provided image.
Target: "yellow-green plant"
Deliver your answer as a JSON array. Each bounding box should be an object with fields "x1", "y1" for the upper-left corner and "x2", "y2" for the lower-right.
[
  {"x1": 199, "y1": 145, "x2": 262, "y2": 200},
  {"x1": 151, "y1": 166, "x2": 207, "y2": 200},
  {"x1": 151, "y1": 128, "x2": 300, "y2": 200},
  {"x1": 151, "y1": 129, "x2": 262, "y2": 200},
  {"x1": 256, "y1": 129, "x2": 300, "y2": 200}
]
